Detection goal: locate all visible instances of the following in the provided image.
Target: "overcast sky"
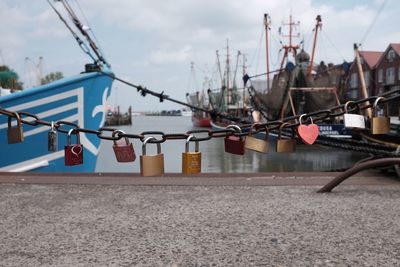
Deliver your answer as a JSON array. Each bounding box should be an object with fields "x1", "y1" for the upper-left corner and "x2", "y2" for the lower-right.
[{"x1": 0, "y1": 0, "x2": 398, "y2": 111}]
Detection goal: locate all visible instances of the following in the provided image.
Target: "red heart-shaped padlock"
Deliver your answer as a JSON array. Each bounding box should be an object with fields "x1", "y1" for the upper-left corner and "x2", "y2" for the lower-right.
[{"x1": 297, "y1": 124, "x2": 319, "y2": 145}]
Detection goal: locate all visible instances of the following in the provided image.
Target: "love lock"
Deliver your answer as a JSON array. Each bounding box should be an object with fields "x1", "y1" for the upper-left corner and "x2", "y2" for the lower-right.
[
  {"x1": 64, "y1": 128, "x2": 83, "y2": 166},
  {"x1": 244, "y1": 123, "x2": 269, "y2": 153},
  {"x1": 112, "y1": 129, "x2": 136, "y2": 162},
  {"x1": 343, "y1": 101, "x2": 365, "y2": 129},
  {"x1": 371, "y1": 97, "x2": 390, "y2": 135},
  {"x1": 276, "y1": 122, "x2": 296, "y2": 153},
  {"x1": 297, "y1": 114, "x2": 319, "y2": 145},
  {"x1": 7, "y1": 111, "x2": 24, "y2": 144},
  {"x1": 224, "y1": 125, "x2": 245, "y2": 155}
]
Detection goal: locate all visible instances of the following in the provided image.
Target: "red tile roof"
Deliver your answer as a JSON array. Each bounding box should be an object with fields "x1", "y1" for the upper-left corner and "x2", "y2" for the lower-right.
[
  {"x1": 359, "y1": 51, "x2": 383, "y2": 69},
  {"x1": 389, "y1": 43, "x2": 400, "y2": 55}
]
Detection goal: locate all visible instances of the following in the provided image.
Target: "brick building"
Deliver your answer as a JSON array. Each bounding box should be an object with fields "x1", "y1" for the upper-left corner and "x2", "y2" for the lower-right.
[{"x1": 346, "y1": 51, "x2": 382, "y2": 100}]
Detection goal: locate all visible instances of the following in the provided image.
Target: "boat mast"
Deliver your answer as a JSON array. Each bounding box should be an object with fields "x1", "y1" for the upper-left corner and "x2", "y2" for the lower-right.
[
  {"x1": 279, "y1": 14, "x2": 300, "y2": 72},
  {"x1": 216, "y1": 50, "x2": 223, "y2": 87},
  {"x1": 242, "y1": 53, "x2": 247, "y2": 111},
  {"x1": 232, "y1": 50, "x2": 241, "y2": 89},
  {"x1": 264, "y1": 13, "x2": 270, "y2": 91},
  {"x1": 307, "y1": 15, "x2": 322, "y2": 80},
  {"x1": 226, "y1": 39, "x2": 231, "y2": 105},
  {"x1": 354, "y1": 43, "x2": 372, "y2": 118}
]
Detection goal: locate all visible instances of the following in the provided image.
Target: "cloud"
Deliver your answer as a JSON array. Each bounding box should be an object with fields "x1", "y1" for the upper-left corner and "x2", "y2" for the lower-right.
[
  {"x1": 149, "y1": 45, "x2": 192, "y2": 65},
  {"x1": 1, "y1": 0, "x2": 399, "y2": 111}
]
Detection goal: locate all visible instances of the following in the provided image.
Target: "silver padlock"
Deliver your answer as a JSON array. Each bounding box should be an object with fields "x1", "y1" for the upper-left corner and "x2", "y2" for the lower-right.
[
  {"x1": 343, "y1": 101, "x2": 365, "y2": 129},
  {"x1": 48, "y1": 121, "x2": 58, "y2": 152}
]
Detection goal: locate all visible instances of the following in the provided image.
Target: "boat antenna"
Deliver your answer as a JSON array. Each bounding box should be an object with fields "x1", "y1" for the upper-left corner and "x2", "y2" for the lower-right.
[
  {"x1": 307, "y1": 15, "x2": 322, "y2": 80},
  {"x1": 56, "y1": 0, "x2": 110, "y2": 68},
  {"x1": 46, "y1": 0, "x2": 97, "y2": 64}
]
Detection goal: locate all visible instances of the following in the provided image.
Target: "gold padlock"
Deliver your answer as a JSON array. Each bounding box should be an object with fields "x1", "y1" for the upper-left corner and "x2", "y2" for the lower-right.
[
  {"x1": 276, "y1": 122, "x2": 296, "y2": 153},
  {"x1": 371, "y1": 97, "x2": 390, "y2": 135},
  {"x1": 7, "y1": 112, "x2": 24, "y2": 144},
  {"x1": 182, "y1": 135, "x2": 201, "y2": 174},
  {"x1": 140, "y1": 136, "x2": 164, "y2": 176},
  {"x1": 244, "y1": 123, "x2": 269, "y2": 153}
]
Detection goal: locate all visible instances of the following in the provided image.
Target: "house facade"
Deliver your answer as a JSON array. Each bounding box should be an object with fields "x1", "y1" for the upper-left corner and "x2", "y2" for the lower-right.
[{"x1": 374, "y1": 43, "x2": 400, "y2": 115}]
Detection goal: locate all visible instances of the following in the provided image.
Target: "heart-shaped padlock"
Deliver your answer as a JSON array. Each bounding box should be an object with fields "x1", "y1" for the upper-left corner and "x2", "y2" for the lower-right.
[{"x1": 297, "y1": 114, "x2": 319, "y2": 145}]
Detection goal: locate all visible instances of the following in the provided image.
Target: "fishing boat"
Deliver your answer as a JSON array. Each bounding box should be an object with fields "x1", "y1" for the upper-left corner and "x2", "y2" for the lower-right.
[
  {"x1": 0, "y1": 1, "x2": 113, "y2": 172},
  {"x1": 186, "y1": 62, "x2": 212, "y2": 127},
  {"x1": 206, "y1": 41, "x2": 251, "y2": 129},
  {"x1": 212, "y1": 14, "x2": 352, "y2": 140}
]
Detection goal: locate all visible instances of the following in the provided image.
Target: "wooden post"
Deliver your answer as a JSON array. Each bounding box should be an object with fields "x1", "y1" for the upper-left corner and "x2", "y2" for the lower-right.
[{"x1": 354, "y1": 43, "x2": 372, "y2": 118}]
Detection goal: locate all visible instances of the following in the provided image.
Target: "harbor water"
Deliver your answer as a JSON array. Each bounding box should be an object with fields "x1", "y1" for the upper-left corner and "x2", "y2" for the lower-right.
[{"x1": 96, "y1": 116, "x2": 367, "y2": 173}]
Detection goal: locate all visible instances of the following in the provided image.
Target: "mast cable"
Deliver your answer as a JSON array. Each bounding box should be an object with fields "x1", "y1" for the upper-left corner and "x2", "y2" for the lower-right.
[
  {"x1": 46, "y1": 0, "x2": 97, "y2": 63},
  {"x1": 359, "y1": 0, "x2": 388, "y2": 45}
]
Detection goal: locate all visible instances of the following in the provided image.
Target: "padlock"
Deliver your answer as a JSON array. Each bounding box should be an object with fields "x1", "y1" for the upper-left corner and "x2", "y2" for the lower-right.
[
  {"x1": 244, "y1": 123, "x2": 269, "y2": 153},
  {"x1": 140, "y1": 136, "x2": 164, "y2": 176},
  {"x1": 297, "y1": 114, "x2": 319, "y2": 145},
  {"x1": 276, "y1": 122, "x2": 296, "y2": 152},
  {"x1": 112, "y1": 130, "x2": 136, "y2": 162},
  {"x1": 224, "y1": 125, "x2": 245, "y2": 155},
  {"x1": 371, "y1": 97, "x2": 390, "y2": 135},
  {"x1": 7, "y1": 112, "x2": 24, "y2": 144},
  {"x1": 64, "y1": 129, "x2": 84, "y2": 166},
  {"x1": 48, "y1": 121, "x2": 58, "y2": 152},
  {"x1": 343, "y1": 101, "x2": 365, "y2": 129},
  {"x1": 182, "y1": 135, "x2": 201, "y2": 174}
]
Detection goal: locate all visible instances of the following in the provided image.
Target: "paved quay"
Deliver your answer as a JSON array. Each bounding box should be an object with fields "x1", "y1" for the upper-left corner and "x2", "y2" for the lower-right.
[{"x1": 0, "y1": 172, "x2": 399, "y2": 266}]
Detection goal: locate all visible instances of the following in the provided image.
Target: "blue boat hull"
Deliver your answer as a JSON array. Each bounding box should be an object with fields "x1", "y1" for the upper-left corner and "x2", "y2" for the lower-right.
[{"x1": 0, "y1": 71, "x2": 113, "y2": 172}]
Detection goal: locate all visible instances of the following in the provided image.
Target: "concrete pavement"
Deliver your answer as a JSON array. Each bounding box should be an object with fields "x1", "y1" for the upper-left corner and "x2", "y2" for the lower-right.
[{"x1": 0, "y1": 172, "x2": 399, "y2": 266}]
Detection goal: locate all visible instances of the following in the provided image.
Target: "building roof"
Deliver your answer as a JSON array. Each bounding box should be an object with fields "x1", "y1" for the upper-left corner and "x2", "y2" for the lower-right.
[
  {"x1": 389, "y1": 43, "x2": 400, "y2": 55},
  {"x1": 359, "y1": 51, "x2": 383, "y2": 69},
  {"x1": 373, "y1": 43, "x2": 400, "y2": 68}
]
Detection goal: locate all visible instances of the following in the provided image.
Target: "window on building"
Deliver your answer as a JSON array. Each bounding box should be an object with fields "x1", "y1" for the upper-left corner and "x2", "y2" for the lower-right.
[
  {"x1": 350, "y1": 73, "x2": 358, "y2": 88},
  {"x1": 350, "y1": 89, "x2": 358, "y2": 99},
  {"x1": 363, "y1": 71, "x2": 370, "y2": 87},
  {"x1": 378, "y1": 69, "x2": 383, "y2": 83},
  {"x1": 398, "y1": 67, "x2": 400, "y2": 81},
  {"x1": 387, "y1": 49, "x2": 396, "y2": 62},
  {"x1": 386, "y1": 67, "x2": 395, "y2": 84}
]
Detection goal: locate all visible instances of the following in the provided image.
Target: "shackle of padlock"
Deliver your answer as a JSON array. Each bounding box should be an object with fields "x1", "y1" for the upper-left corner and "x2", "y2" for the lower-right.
[
  {"x1": 50, "y1": 121, "x2": 56, "y2": 132},
  {"x1": 67, "y1": 128, "x2": 81, "y2": 145},
  {"x1": 299, "y1": 114, "x2": 314, "y2": 125},
  {"x1": 344, "y1": 101, "x2": 361, "y2": 114},
  {"x1": 185, "y1": 135, "x2": 199, "y2": 153},
  {"x1": 7, "y1": 111, "x2": 22, "y2": 128},
  {"x1": 248, "y1": 123, "x2": 269, "y2": 139},
  {"x1": 112, "y1": 129, "x2": 130, "y2": 145},
  {"x1": 372, "y1": 97, "x2": 389, "y2": 117},
  {"x1": 226, "y1": 124, "x2": 242, "y2": 135},
  {"x1": 278, "y1": 122, "x2": 295, "y2": 139},
  {"x1": 142, "y1": 136, "x2": 161, "y2": 155}
]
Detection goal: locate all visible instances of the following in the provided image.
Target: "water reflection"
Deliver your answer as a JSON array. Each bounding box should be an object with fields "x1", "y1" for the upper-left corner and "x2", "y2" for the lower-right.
[{"x1": 96, "y1": 116, "x2": 367, "y2": 173}]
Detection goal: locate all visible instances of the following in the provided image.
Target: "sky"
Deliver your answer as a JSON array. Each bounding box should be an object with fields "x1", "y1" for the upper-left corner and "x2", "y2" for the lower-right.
[{"x1": 0, "y1": 0, "x2": 398, "y2": 112}]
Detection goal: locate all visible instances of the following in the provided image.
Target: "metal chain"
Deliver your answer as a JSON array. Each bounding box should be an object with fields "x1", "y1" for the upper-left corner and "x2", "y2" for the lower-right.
[{"x1": 0, "y1": 89, "x2": 399, "y2": 155}]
